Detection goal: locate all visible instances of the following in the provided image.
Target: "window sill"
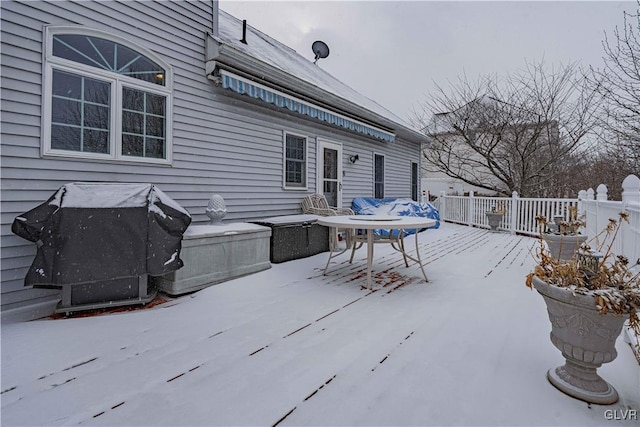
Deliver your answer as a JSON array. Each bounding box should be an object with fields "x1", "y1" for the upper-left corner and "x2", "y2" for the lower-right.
[{"x1": 42, "y1": 151, "x2": 173, "y2": 167}]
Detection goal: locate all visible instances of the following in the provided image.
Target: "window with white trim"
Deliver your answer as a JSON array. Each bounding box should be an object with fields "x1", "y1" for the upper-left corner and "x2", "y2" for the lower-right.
[
  {"x1": 283, "y1": 132, "x2": 307, "y2": 189},
  {"x1": 43, "y1": 28, "x2": 172, "y2": 163},
  {"x1": 374, "y1": 153, "x2": 385, "y2": 198}
]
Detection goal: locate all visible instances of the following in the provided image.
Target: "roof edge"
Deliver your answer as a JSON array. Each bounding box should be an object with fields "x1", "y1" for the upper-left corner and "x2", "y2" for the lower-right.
[{"x1": 206, "y1": 33, "x2": 428, "y2": 144}]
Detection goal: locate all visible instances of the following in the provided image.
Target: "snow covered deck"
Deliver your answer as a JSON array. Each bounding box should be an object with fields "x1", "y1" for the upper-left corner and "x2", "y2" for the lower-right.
[{"x1": 1, "y1": 222, "x2": 638, "y2": 426}]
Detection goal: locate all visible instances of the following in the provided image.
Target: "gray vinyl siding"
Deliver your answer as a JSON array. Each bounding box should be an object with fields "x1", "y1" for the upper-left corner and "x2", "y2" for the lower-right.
[
  {"x1": 0, "y1": 0, "x2": 422, "y2": 319},
  {"x1": 342, "y1": 137, "x2": 419, "y2": 201}
]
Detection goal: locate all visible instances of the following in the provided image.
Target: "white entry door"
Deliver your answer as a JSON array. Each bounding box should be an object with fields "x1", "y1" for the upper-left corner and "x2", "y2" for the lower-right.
[{"x1": 317, "y1": 139, "x2": 343, "y2": 208}]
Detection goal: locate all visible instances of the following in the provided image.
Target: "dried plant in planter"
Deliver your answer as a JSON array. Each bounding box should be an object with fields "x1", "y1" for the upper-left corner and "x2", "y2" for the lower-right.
[
  {"x1": 547, "y1": 206, "x2": 585, "y2": 235},
  {"x1": 526, "y1": 212, "x2": 640, "y2": 404},
  {"x1": 536, "y1": 214, "x2": 587, "y2": 262},
  {"x1": 486, "y1": 201, "x2": 507, "y2": 231},
  {"x1": 527, "y1": 212, "x2": 640, "y2": 336},
  {"x1": 489, "y1": 201, "x2": 507, "y2": 215}
]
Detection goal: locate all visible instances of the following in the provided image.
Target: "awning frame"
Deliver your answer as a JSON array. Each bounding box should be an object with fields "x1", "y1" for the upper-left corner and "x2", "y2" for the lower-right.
[{"x1": 217, "y1": 69, "x2": 396, "y2": 143}]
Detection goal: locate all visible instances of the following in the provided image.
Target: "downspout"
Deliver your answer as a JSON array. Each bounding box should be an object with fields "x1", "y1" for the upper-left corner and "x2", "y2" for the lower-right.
[
  {"x1": 211, "y1": 0, "x2": 219, "y2": 37},
  {"x1": 207, "y1": 0, "x2": 220, "y2": 80}
]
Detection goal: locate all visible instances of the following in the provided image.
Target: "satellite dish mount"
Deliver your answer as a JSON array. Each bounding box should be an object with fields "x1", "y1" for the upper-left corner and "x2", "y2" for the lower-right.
[{"x1": 312, "y1": 40, "x2": 330, "y2": 64}]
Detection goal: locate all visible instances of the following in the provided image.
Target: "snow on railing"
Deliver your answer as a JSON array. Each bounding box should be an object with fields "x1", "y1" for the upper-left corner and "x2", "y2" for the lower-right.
[{"x1": 434, "y1": 175, "x2": 640, "y2": 264}]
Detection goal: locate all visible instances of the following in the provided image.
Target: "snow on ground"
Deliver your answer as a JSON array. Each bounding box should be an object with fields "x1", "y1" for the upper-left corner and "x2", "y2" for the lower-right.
[{"x1": 1, "y1": 222, "x2": 639, "y2": 426}]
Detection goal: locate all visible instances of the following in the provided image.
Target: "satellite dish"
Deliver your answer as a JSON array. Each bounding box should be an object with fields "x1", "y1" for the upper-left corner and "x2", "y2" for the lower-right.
[{"x1": 312, "y1": 40, "x2": 330, "y2": 64}]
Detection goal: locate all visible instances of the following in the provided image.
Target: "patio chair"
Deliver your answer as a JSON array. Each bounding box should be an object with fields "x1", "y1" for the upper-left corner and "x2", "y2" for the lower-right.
[
  {"x1": 301, "y1": 193, "x2": 354, "y2": 216},
  {"x1": 301, "y1": 193, "x2": 354, "y2": 251}
]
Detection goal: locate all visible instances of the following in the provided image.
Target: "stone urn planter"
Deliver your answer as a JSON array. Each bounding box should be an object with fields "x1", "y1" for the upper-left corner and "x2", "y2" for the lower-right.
[
  {"x1": 531, "y1": 275, "x2": 626, "y2": 404},
  {"x1": 485, "y1": 211, "x2": 504, "y2": 231},
  {"x1": 528, "y1": 212, "x2": 639, "y2": 405},
  {"x1": 542, "y1": 233, "x2": 587, "y2": 263}
]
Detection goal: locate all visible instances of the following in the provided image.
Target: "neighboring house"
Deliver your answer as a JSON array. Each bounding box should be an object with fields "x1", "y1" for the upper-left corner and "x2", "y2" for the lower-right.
[
  {"x1": 421, "y1": 104, "x2": 503, "y2": 197},
  {"x1": 0, "y1": 0, "x2": 428, "y2": 321},
  {"x1": 421, "y1": 96, "x2": 559, "y2": 197}
]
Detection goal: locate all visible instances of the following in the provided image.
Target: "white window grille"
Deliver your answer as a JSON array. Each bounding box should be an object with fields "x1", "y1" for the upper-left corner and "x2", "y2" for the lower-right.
[{"x1": 42, "y1": 27, "x2": 172, "y2": 164}]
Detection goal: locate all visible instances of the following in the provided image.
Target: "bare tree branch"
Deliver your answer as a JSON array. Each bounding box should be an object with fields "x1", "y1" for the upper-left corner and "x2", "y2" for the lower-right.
[
  {"x1": 416, "y1": 60, "x2": 600, "y2": 197},
  {"x1": 590, "y1": 1, "x2": 640, "y2": 173}
]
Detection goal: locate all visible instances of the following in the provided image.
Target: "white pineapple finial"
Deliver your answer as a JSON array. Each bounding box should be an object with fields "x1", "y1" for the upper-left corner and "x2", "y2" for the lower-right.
[{"x1": 206, "y1": 194, "x2": 227, "y2": 224}]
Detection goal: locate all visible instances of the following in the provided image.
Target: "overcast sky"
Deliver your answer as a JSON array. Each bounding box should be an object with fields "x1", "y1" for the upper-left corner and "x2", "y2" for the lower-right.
[{"x1": 220, "y1": 1, "x2": 638, "y2": 122}]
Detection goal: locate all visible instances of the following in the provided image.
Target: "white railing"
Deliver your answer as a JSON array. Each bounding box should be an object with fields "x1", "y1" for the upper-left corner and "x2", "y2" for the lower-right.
[
  {"x1": 435, "y1": 191, "x2": 579, "y2": 236},
  {"x1": 580, "y1": 175, "x2": 640, "y2": 265},
  {"x1": 433, "y1": 175, "x2": 640, "y2": 263}
]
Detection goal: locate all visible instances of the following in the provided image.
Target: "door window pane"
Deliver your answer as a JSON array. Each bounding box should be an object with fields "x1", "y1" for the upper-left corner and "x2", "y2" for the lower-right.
[
  {"x1": 323, "y1": 147, "x2": 339, "y2": 206},
  {"x1": 324, "y1": 181, "x2": 338, "y2": 207},
  {"x1": 324, "y1": 149, "x2": 337, "y2": 179}
]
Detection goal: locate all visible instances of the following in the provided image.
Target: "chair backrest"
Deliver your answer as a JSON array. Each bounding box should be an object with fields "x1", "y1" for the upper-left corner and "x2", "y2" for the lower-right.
[
  {"x1": 310, "y1": 194, "x2": 329, "y2": 209},
  {"x1": 301, "y1": 193, "x2": 330, "y2": 214}
]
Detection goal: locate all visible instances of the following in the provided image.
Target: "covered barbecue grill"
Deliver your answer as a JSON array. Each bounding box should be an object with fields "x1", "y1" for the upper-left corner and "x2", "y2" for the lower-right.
[{"x1": 12, "y1": 182, "x2": 191, "y2": 313}]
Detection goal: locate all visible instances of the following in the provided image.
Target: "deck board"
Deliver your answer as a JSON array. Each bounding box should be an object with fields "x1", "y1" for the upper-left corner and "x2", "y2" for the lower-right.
[{"x1": 1, "y1": 222, "x2": 638, "y2": 426}]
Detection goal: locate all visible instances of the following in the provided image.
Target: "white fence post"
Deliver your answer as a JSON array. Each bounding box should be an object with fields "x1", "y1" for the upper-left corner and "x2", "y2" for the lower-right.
[
  {"x1": 439, "y1": 190, "x2": 446, "y2": 221},
  {"x1": 583, "y1": 188, "x2": 597, "y2": 242},
  {"x1": 468, "y1": 191, "x2": 475, "y2": 227},
  {"x1": 578, "y1": 190, "x2": 586, "y2": 217},
  {"x1": 595, "y1": 185, "x2": 608, "y2": 249},
  {"x1": 622, "y1": 175, "x2": 640, "y2": 205},
  {"x1": 621, "y1": 175, "x2": 640, "y2": 265},
  {"x1": 510, "y1": 191, "x2": 518, "y2": 234},
  {"x1": 596, "y1": 184, "x2": 608, "y2": 201},
  {"x1": 586, "y1": 188, "x2": 595, "y2": 201}
]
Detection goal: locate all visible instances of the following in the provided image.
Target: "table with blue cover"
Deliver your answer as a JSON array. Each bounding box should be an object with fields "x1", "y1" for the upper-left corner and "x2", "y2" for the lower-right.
[
  {"x1": 351, "y1": 197, "x2": 440, "y2": 238},
  {"x1": 317, "y1": 215, "x2": 437, "y2": 290}
]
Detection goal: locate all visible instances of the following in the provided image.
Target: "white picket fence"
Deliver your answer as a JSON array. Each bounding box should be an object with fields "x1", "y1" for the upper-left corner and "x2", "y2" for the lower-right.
[
  {"x1": 430, "y1": 174, "x2": 640, "y2": 264},
  {"x1": 580, "y1": 175, "x2": 640, "y2": 265},
  {"x1": 432, "y1": 191, "x2": 580, "y2": 236}
]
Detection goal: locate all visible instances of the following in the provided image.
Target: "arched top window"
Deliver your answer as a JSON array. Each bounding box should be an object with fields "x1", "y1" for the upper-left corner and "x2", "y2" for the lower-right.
[
  {"x1": 43, "y1": 27, "x2": 172, "y2": 164},
  {"x1": 53, "y1": 34, "x2": 165, "y2": 86}
]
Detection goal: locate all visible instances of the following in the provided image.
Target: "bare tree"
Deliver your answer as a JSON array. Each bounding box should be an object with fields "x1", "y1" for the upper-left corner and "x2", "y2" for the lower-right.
[
  {"x1": 415, "y1": 61, "x2": 600, "y2": 197},
  {"x1": 570, "y1": 146, "x2": 637, "y2": 200},
  {"x1": 590, "y1": 1, "x2": 640, "y2": 177}
]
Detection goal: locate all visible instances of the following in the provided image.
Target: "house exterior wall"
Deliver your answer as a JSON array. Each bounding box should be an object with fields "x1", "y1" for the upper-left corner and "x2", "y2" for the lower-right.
[
  {"x1": 0, "y1": 0, "x2": 421, "y2": 319},
  {"x1": 421, "y1": 137, "x2": 500, "y2": 197}
]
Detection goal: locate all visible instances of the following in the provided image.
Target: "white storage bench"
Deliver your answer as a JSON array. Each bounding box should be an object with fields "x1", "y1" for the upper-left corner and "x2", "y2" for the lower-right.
[{"x1": 151, "y1": 223, "x2": 271, "y2": 295}]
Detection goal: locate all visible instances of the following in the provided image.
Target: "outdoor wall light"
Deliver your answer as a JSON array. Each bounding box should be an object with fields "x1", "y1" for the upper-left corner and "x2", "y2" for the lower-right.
[{"x1": 349, "y1": 154, "x2": 359, "y2": 164}]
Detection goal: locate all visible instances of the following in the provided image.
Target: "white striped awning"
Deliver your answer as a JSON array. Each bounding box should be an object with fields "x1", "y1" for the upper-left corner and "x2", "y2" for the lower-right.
[{"x1": 219, "y1": 70, "x2": 395, "y2": 143}]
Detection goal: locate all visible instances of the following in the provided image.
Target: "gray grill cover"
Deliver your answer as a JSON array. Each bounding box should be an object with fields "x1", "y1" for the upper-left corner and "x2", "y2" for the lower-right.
[{"x1": 12, "y1": 183, "x2": 191, "y2": 286}]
